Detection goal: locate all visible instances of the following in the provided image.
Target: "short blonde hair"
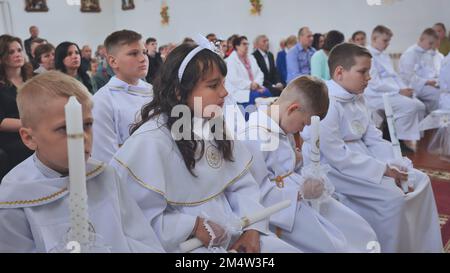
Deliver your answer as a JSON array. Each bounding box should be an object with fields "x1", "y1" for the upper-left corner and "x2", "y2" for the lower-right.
[
  {"x1": 372, "y1": 25, "x2": 393, "y2": 38},
  {"x1": 285, "y1": 35, "x2": 297, "y2": 48},
  {"x1": 17, "y1": 71, "x2": 92, "y2": 128},
  {"x1": 279, "y1": 76, "x2": 329, "y2": 120}
]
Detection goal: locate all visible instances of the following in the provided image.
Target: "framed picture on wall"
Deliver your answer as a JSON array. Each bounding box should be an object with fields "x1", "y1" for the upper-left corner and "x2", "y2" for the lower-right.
[
  {"x1": 122, "y1": 0, "x2": 135, "y2": 10},
  {"x1": 80, "y1": 0, "x2": 101, "y2": 13},
  {"x1": 25, "y1": 0, "x2": 49, "y2": 12}
]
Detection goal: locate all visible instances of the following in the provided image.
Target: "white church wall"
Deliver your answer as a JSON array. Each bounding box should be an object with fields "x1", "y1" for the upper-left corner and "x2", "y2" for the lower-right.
[{"x1": 0, "y1": 0, "x2": 449, "y2": 54}]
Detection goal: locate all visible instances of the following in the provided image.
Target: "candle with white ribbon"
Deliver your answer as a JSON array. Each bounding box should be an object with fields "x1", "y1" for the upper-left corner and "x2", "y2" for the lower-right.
[
  {"x1": 310, "y1": 116, "x2": 321, "y2": 168},
  {"x1": 179, "y1": 200, "x2": 291, "y2": 253},
  {"x1": 65, "y1": 96, "x2": 90, "y2": 245},
  {"x1": 383, "y1": 94, "x2": 409, "y2": 193}
]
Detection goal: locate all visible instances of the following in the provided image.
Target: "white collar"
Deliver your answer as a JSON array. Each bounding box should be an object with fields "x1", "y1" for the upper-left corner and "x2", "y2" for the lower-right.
[
  {"x1": 108, "y1": 76, "x2": 153, "y2": 97},
  {"x1": 327, "y1": 80, "x2": 364, "y2": 103},
  {"x1": 368, "y1": 45, "x2": 383, "y2": 56},
  {"x1": 0, "y1": 156, "x2": 105, "y2": 208},
  {"x1": 258, "y1": 49, "x2": 268, "y2": 57},
  {"x1": 246, "y1": 109, "x2": 286, "y2": 136}
]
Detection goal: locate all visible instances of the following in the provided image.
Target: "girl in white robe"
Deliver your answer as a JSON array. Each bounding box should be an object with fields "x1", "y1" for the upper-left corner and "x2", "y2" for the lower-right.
[
  {"x1": 303, "y1": 79, "x2": 442, "y2": 253},
  {"x1": 111, "y1": 42, "x2": 299, "y2": 253},
  {"x1": 242, "y1": 104, "x2": 378, "y2": 253}
]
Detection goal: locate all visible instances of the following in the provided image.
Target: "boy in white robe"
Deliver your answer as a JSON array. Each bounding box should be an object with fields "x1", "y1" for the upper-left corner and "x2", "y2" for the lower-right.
[
  {"x1": 111, "y1": 42, "x2": 299, "y2": 253},
  {"x1": 92, "y1": 30, "x2": 153, "y2": 163},
  {"x1": 0, "y1": 72, "x2": 164, "y2": 253},
  {"x1": 302, "y1": 43, "x2": 442, "y2": 253},
  {"x1": 241, "y1": 76, "x2": 378, "y2": 252},
  {"x1": 439, "y1": 54, "x2": 450, "y2": 109},
  {"x1": 365, "y1": 25, "x2": 425, "y2": 151},
  {"x1": 399, "y1": 28, "x2": 441, "y2": 113}
]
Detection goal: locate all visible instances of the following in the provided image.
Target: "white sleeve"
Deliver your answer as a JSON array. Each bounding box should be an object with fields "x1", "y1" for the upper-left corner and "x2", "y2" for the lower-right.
[
  {"x1": 362, "y1": 118, "x2": 395, "y2": 162},
  {"x1": 242, "y1": 138, "x2": 298, "y2": 232},
  {"x1": 111, "y1": 167, "x2": 165, "y2": 253},
  {"x1": 251, "y1": 56, "x2": 264, "y2": 86},
  {"x1": 368, "y1": 62, "x2": 401, "y2": 94},
  {"x1": 0, "y1": 209, "x2": 35, "y2": 253},
  {"x1": 92, "y1": 91, "x2": 120, "y2": 163},
  {"x1": 224, "y1": 146, "x2": 269, "y2": 235},
  {"x1": 399, "y1": 52, "x2": 428, "y2": 91},
  {"x1": 226, "y1": 58, "x2": 252, "y2": 91},
  {"x1": 317, "y1": 103, "x2": 387, "y2": 184},
  {"x1": 111, "y1": 159, "x2": 197, "y2": 253}
]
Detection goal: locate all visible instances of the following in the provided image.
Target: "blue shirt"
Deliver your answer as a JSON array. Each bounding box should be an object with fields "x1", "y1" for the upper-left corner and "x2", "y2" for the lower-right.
[
  {"x1": 286, "y1": 43, "x2": 316, "y2": 83},
  {"x1": 276, "y1": 50, "x2": 287, "y2": 85}
]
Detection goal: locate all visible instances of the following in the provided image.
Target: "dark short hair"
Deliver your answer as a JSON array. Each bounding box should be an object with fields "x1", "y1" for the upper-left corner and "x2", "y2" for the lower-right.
[
  {"x1": 104, "y1": 30, "x2": 142, "y2": 53},
  {"x1": 434, "y1": 23, "x2": 446, "y2": 32},
  {"x1": 351, "y1": 31, "x2": 366, "y2": 41},
  {"x1": 146, "y1": 37, "x2": 157, "y2": 45},
  {"x1": 34, "y1": 43, "x2": 55, "y2": 63},
  {"x1": 232, "y1": 36, "x2": 248, "y2": 50},
  {"x1": 322, "y1": 30, "x2": 345, "y2": 52},
  {"x1": 328, "y1": 43, "x2": 372, "y2": 77},
  {"x1": 421, "y1": 28, "x2": 439, "y2": 40}
]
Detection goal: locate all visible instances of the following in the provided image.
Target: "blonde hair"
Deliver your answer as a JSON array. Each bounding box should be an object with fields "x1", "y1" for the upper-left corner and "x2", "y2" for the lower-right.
[
  {"x1": 372, "y1": 25, "x2": 393, "y2": 38},
  {"x1": 279, "y1": 76, "x2": 329, "y2": 119},
  {"x1": 17, "y1": 71, "x2": 92, "y2": 127},
  {"x1": 285, "y1": 35, "x2": 297, "y2": 49}
]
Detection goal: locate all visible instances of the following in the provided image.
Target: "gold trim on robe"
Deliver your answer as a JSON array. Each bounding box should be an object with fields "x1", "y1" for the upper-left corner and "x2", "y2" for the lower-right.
[
  {"x1": 0, "y1": 163, "x2": 105, "y2": 207},
  {"x1": 113, "y1": 156, "x2": 254, "y2": 206}
]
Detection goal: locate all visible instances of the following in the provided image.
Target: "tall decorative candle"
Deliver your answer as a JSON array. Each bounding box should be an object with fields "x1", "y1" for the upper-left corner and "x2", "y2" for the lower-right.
[
  {"x1": 383, "y1": 94, "x2": 409, "y2": 193},
  {"x1": 310, "y1": 116, "x2": 321, "y2": 168},
  {"x1": 65, "y1": 96, "x2": 90, "y2": 245}
]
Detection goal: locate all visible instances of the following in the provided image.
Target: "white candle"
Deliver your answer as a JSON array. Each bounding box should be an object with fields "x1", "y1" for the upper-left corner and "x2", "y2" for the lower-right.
[
  {"x1": 65, "y1": 96, "x2": 90, "y2": 245},
  {"x1": 383, "y1": 94, "x2": 402, "y2": 160},
  {"x1": 310, "y1": 116, "x2": 321, "y2": 168},
  {"x1": 383, "y1": 94, "x2": 409, "y2": 193},
  {"x1": 179, "y1": 200, "x2": 292, "y2": 253}
]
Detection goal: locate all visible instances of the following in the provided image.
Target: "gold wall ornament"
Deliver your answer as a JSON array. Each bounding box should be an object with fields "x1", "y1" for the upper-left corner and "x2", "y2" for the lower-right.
[
  {"x1": 25, "y1": 0, "x2": 49, "y2": 12},
  {"x1": 160, "y1": 0, "x2": 169, "y2": 26},
  {"x1": 250, "y1": 0, "x2": 262, "y2": 16},
  {"x1": 122, "y1": 0, "x2": 135, "y2": 11},
  {"x1": 80, "y1": 0, "x2": 101, "y2": 13}
]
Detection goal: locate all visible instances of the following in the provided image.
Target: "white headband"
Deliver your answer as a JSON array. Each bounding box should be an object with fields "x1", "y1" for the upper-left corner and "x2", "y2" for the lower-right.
[{"x1": 178, "y1": 34, "x2": 221, "y2": 82}]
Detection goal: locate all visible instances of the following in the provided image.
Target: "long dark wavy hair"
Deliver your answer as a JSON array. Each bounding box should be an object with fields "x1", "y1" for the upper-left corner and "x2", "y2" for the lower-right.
[
  {"x1": 55, "y1": 42, "x2": 93, "y2": 93},
  {"x1": 131, "y1": 43, "x2": 234, "y2": 176},
  {"x1": 0, "y1": 35, "x2": 33, "y2": 86}
]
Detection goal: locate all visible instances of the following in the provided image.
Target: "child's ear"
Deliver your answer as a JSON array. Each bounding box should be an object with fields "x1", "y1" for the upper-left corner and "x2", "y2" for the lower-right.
[
  {"x1": 334, "y1": 66, "x2": 344, "y2": 81},
  {"x1": 287, "y1": 102, "x2": 300, "y2": 115},
  {"x1": 19, "y1": 127, "x2": 37, "y2": 151},
  {"x1": 107, "y1": 55, "x2": 117, "y2": 69}
]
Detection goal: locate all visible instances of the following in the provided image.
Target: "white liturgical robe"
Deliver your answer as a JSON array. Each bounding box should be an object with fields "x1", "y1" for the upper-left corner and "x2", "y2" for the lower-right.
[
  {"x1": 92, "y1": 76, "x2": 153, "y2": 164},
  {"x1": 399, "y1": 45, "x2": 440, "y2": 112},
  {"x1": 0, "y1": 155, "x2": 164, "y2": 253},
  {"x1": 241, "y1": 110, "x2": 378, "y2": 253},
  {"x1": 365, "y1": 46, "x2": 426, "y2": 141},
  {"x1": 111, "y1": 114, "x2": 299, "y2": 253}
]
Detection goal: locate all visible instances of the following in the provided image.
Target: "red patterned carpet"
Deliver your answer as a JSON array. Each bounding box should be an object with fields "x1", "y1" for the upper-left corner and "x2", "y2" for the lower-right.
[{"x1": 406, "y1": 131, "x2": 450, "y2": 253}]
